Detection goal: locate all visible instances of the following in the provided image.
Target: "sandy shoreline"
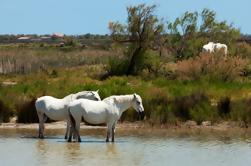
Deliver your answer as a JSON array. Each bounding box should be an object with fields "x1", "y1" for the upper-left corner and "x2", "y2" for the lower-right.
[
  {"x1": 1, "y1": 121, "x2": 251, "y2": 139},
  {"x1": 0, "y1": 121, "x2": 250, "y2": 131}
]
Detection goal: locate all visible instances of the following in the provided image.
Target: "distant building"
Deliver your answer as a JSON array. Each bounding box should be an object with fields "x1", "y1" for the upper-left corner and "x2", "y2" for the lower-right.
[
  {"x1": 17, "y1": 36, "x2": 31, "y2": 40},
  {"x1": 52, "y1": 33, "x2": 64, "y2": 38},
  {"x1": 40, "y1": 36, "x2": 51, "y2": 40},
  {"x1": 31, "y1": 38, "x2": 42, "y2": 42},
  {"x1": 40, "y1": 36, "x2": 52, "y2": 42},
  {"x1": 17, "y1": 36, "x2": 31, "y2": 43}
]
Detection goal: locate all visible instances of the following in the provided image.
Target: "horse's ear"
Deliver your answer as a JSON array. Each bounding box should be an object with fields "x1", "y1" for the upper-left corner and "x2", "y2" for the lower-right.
[
  {"x1": 133, "y1": 93, "x2": 137, "y2": 99},
  {"x1": 96, "y1": 89, "x2": 99, "y2": 93}
]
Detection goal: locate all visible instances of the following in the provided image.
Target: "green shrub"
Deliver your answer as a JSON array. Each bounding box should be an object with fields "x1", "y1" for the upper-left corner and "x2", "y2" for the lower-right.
[
  {"x1": 143, "y1": 87, "x2": 176, "y2": 125},
  {"x1": 190, "y1": 102, "x2": 216, "y2": 124},
  {"x1": 50, "y1": 69, "x2": 58, "y2": 78},
  {"x1": 230, "y1": 99, "x2": 251, "y2": 126},
  {"x1": 16, "y1": 97, "x2": 39, "y2": 123},
  {"x1": 120, "y1": 108, "x2": 139, "y2": 122},
  {"x1": 107, "y1": 57, "x2": 129, "y2": 76},
  {"x1": 0, "y1": 99, "x2": 13, "y2": 122},
  {"x1": 172, "y1": 92, "x2": 208, "y2": 121},
  {"x1": 217, "y1": 97, "x2": 231, "y2": 118}
]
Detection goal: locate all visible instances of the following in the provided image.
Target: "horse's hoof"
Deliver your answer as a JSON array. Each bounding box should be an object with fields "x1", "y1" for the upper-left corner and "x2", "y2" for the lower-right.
[{"x1": 67, "y1": 140, "x2": 72, "y2": 142}]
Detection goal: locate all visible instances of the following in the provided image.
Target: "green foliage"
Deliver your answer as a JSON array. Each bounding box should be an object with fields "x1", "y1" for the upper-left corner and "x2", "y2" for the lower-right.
[
  {"x1": 144, "y1": 88, "x2": 176, "y2": 125},
  {"x1": 190, "y1": 102, "x2": 216, "y2": 124},
  {"x1": 16, "y1": 97, "x2": 39, "y2": 123},
  {"x1": 50, "y1": 69, "x2": 58, "y2": 78},
  {"x1": 63, "y1": 36, "x2": 79, "y2": 47},
  {"x1": 136, "y1": 50, "x2": 161, "y2": 74},
  {"x1": 172, "y1": 92, "x2": 209, "y2": 121},
  {"x1": 217, "y1": 97, "x2": 231, "y2": 118},
  {"x1": 0, "y1": 99, "x2": 13, "y2": 122},
  {"x1": 230, "y1": 99, "x2": 251, "y2": 125},
  {"x1": 1, "y1": 70, "x2": 251, "y2": 124},
  {"x1": 167, "y1": 8, "x2": 240, "y2": 60},
  {"x1": 109, "y1": 4, "x2": 164, "y2": 75},
  {"x1": 107, "y1": 57, "x2": 129, "y2": 76}
]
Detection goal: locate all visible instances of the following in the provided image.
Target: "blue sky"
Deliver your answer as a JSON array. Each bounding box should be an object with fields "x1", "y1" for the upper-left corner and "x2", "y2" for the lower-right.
[{"x1": 0, "y1": 0, "x2": 250, "y2": 35}]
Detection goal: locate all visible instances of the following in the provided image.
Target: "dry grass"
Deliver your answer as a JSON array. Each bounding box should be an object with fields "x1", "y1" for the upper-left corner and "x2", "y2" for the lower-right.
[
  {"x1": 0, "y1": 47, "x2": 117, "y2": 74},
  {"x1": 175, "y1": 53, "x2": 247, "y2": 81}
]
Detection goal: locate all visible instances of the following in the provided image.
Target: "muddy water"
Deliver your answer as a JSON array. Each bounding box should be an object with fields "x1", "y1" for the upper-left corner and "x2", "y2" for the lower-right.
[{"x1": 0, "y1": 128, "x2": 251, "y2": 166}]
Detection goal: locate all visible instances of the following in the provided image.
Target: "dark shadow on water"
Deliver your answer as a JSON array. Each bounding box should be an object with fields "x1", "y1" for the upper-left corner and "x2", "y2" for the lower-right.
[
  {"x1": 20, "y1": 135, "x2": 128, "y2": 143},
  {"x1": 20, "y1": 136, "x2": 64, "y2": 139},
  {"x1": 57, "y1": 139, "x2": 128, "y2": 144}
]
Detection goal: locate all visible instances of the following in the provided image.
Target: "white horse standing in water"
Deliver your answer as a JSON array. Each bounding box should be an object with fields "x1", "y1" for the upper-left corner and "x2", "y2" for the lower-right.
[
  {"x1": 35, "y1": 90, "x2": 101, "y2": 139},
  {"x1": 68, "y1": 94, "x2": 145, "y2": 142}
]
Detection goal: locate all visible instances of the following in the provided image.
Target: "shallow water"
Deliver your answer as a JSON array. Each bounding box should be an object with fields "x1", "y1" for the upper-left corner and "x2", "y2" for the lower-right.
[{"x1": 0, "y1": 128, "x2": 251, "y2": 166}]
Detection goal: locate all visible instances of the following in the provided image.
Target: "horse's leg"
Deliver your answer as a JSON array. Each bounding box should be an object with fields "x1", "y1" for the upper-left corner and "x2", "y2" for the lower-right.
[
  {"x1": 106, "y1": 129, "x2": 110, "y2": 142},
  {"x1": 65, "y1": 120, "x2": 70, "y2": 139},
  {"x1": 37, "y1": 111, "x2": 41, "y2": 138},
  {"x1": 68, "y1": 112, "x2": 81, "y2": 142},
  {"x1": 73, "y1": 129, "x2": 77, "y2": 140},
  {"x1": 67, "y1": 117, "x2": 74, "y2": 142},
  {"x1": 75, "y1": 122, "x2": 81, "y2": 142},
  {"x1": 40, "y1": 114, "x2": 47, "y2": 138},
  {"x1": 37, "y1": 111, "x2": 44, "y2": 138},
  {"x1": 68, "y1": 125, "x2": 73, "y2": 142},
  {"x1": 38, "y1": 122, "x2": 42, "y2": 138},
  {"x1": 111, "y1": 123, "x2": 116, "y2": 142},
  {"x1": 106, "y1": 123, "x2": 113, "y2": 142}
]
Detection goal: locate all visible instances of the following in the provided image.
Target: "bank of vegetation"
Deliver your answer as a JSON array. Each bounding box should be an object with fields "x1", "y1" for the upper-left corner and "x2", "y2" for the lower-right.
[{"x1": 1, "y1": 4, "x2": 251, "y2": 127}]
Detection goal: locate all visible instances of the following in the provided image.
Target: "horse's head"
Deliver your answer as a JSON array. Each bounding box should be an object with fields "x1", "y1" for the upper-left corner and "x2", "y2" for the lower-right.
[
  {"x1": 76, "y1": 90, "x2": 101, "y2": 101},
  {"x1": 132, "y1": 93, "x2": 145, "y2": 120}
]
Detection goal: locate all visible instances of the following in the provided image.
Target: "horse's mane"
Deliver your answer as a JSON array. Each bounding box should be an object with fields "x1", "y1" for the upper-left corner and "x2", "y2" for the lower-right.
[
  {"x1": 63, "y1": 91, "x2": 89, "y2": 100},
  {"x1": 103, "y1": 95, "x2": 134, "y2": 104}
]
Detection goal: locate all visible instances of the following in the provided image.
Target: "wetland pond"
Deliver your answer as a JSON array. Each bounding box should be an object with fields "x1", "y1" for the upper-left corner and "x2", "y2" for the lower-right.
[{"x1": 0, "y1": 127, "x2": 251, "y2": 166}]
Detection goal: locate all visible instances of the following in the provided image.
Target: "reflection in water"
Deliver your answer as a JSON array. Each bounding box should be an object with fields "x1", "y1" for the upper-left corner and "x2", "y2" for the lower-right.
[
  {"x1": 0, "y1": 128, "x2": 251, "y2": 166},
  {"x1": 36, "y1": 140, "x2": 49, "y2": 165},
  {"x1": 64, "y1": 143, "x2": 81, "y2": 165},
  {"x1": 106, "y1": 143, "x2": 118, "y2": 155},
  {"x1": 37, "y1": 140, "x2": 48, "y2": 155}
]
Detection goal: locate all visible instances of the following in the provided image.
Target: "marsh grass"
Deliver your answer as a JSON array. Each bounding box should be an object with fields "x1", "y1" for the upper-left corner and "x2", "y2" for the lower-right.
[
  {"x1": 0, "y1": 99, "x2": 13, "y2": 122},
  {"x1": 230, "y1": 99, "x2": 251, "y2": 127},
  {"x1": 16, "y1": 97, "x2": 38, "y2": 123},
  {"x1": 175, "y1": 53, "x2": 247, "y2": 82},
  {"x1": 0, "y1": 47, "x2": 116, "y2": 74},
  {"x1": 1, "y1": 63, "x2": 251, "y2": 124}
]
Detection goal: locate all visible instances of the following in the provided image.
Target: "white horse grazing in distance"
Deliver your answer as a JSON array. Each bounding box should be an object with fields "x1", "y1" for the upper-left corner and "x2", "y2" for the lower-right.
[
  {"x1": 214, "y1": 43, "x2": 228, "y2": 55},
  {"x1": 67, "y1": 94, "x2": 145, "y2": 142},
  {"x1": 202, "y1": 42, "x2": 228, "y2": 56},
  {"x1": 35, "y1": 90, "x2": 101, "y2": 139},
  {"x1": 202, "y1": 42, "x2": 215, "y2": 54}
]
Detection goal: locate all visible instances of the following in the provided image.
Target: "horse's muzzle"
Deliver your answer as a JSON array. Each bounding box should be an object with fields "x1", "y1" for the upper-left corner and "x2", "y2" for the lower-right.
[{"x1": 138, "y1": 111, "x2": 145, "y2": 120}]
